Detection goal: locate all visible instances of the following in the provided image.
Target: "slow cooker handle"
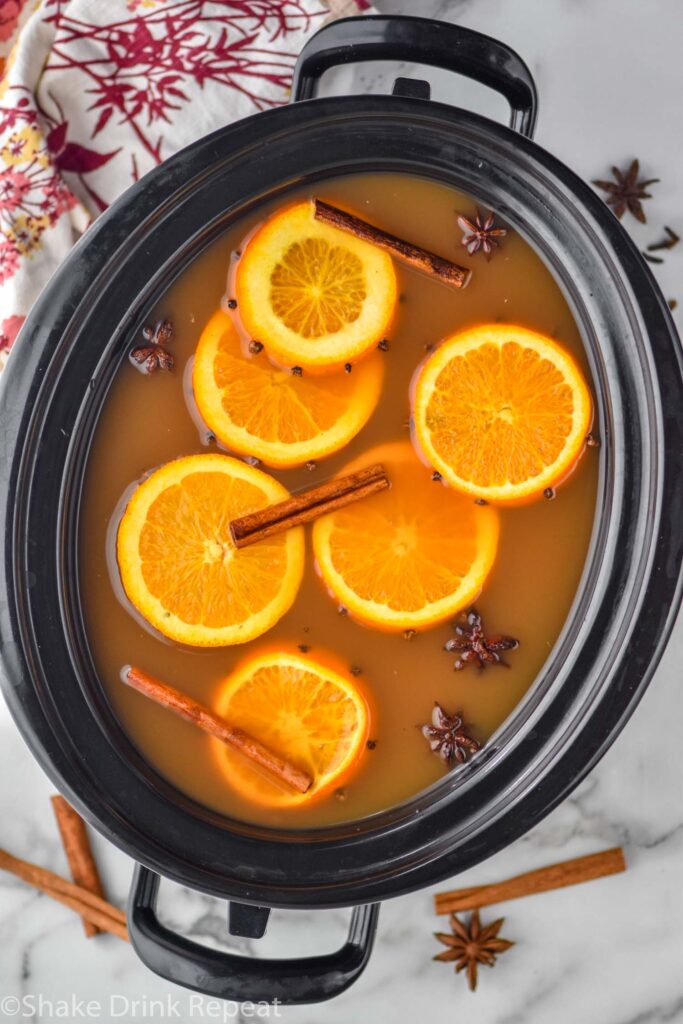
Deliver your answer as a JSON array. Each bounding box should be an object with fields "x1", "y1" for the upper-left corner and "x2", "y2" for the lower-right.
[
  {"x1": 291, "y1": 15, "x2": 538, "y2": 138},
  {"x1": 128, "y1": 864, "x2": 380, "y2": 1004}
]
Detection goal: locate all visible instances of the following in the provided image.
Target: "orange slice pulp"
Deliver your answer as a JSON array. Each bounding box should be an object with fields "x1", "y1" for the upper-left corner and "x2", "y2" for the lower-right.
[
  {"x1": 312, "y1": 442, "x2": 499, "y2": 631},
  {"x1": 412, "y1": 324, "x2": 593, "y2": 505},
  {"x1": 192, "y1": 309, "x2": 383, "y2": 468},
  {"x1": 212, "y1": 650, "x2": 370, "y2": 807},
  {"x1": 235, "y1": 200, "x2": 397, "y2": 372},
  {"x1": 116, "y1": 454, "x2": 304, "y2": 646}
]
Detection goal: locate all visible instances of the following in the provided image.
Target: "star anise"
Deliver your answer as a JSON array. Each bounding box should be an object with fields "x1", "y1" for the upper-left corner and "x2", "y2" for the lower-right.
[
  {"x1": 592, "y1": 159, "x2": 659, "y2": 223},
  {"x1": 130, "y1": 319, "x2": 174, "y2": 373},
  {"x1": 421, "y1": 703, "x2": 480, "y2": 765},
  {"x1": 445, "y1": 608, "x2": 519, "y2": 672},
  {"x1": 457, "y1": 210, "x2": 507, "y2": 259},
  {"x1": 434, "y1": 909, "x2": 514, "y2": 991}
]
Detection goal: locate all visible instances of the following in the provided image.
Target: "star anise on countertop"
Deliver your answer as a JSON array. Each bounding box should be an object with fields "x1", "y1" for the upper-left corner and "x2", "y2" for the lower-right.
[
  {"x1": 130, "y1": 319, "x2": 174, "y2": 373},
  {"x1": 421, "y1": 703, "x2": 480, "y2": 765},
  {"x1": 457, "y1": 210, "x2": 507, "y2": 259},
  {"x1": 434, "y1": 909, "x2": 514, "y2": 991},
  {"x1": 445, "y1": 608, "x2": 519, "y2": 672},
  {"x1": 592, "y1": 159, "x2": 659, "y2": 223}
]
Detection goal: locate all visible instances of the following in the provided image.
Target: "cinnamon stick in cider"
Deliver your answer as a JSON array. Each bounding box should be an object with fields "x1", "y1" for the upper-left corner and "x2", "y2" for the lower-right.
[
  {"x1": 313, "y1": 198, "x2": 471, "y2": 290},
  {"x1": 123, "y1": 667, "x2": 312, "y2": 794},
  {"x1": 230, "y1": 462, "x2": 389, "y2": 549}
]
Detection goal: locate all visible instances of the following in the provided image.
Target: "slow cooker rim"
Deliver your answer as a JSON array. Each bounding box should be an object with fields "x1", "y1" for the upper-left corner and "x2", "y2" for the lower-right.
[{"x1": 1, "y1": 93, "x2": 681, "y2": 907}]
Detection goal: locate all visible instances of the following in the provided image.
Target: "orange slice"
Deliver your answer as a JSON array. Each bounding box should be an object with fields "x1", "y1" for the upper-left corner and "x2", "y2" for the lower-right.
[
  {"x1": 116, "y1": 454, "x2": 304, "y2": 647},
  {"x1": 235, "y1": 200, "x2": 397, "y2": 372},
  {"x1": 192, "y1": 309, "x2": 383, "y2": 468},
  {"x1": 412, "y1": 324, "x2": 593, "y2": 505},
  {"x1": 312, "y1": 442, "x2": 499, "y2": 631},
  {"x1": 212, "y1": 650, "x2": 370, "y2": 807}
]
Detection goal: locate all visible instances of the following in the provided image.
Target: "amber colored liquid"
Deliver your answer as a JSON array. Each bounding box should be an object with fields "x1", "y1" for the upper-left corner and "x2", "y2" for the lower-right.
[{"x1": 80, "y1": 173, "x2": 599, "y2": 829}]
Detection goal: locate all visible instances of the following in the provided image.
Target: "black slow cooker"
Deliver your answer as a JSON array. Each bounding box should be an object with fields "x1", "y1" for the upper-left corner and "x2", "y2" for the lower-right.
[{"x1": 1, "y1": 15, "x2": 681, "y2": 1005}]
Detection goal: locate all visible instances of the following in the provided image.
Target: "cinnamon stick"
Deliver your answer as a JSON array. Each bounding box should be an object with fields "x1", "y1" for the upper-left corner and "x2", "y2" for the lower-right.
[
  {"x1": 51, "y1": 795, "x2": 106, "y2": 938},
  {"x1": 124, "y1": 666, "x2": 312, "y2": 794},
  {"x1": 230, "y1": 462, "x2": 389, "y2": 549},
  {"x1": 0, "y1": 848, "x2": 129, "y2": 942},
  {"x1": 314, "y1": 198, "x2": 471, "y2": 290},
  {"x1": 434, "y1": 848, "x2": 626, "y2": 915}
]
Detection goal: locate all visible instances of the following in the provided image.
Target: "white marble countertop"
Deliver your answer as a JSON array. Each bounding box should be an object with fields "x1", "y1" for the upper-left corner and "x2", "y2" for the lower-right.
[{"x1": 1, "y1": 2, "x2": 682, "y2": 1022}]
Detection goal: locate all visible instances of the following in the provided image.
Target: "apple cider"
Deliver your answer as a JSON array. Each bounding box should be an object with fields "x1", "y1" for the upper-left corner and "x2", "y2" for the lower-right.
[{"x1": 79, "y1": 172, "x2": 599, "y2": 828}]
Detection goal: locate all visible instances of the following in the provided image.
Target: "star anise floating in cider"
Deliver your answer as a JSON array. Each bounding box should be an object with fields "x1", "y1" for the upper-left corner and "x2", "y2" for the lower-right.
[
  {"x1": 130, "y1": 319, "x2": 174, "y2": 373},
  {"x1": 592, "y1": 159, "x2": 659, "y2": 223},
  {"x1": 433, "y1": 909, "x2": 514, "y2": 991},
  {"x1": 445, "y1": 608, "x2": 519, "y2": 672},
  {"x1": 457, "y1": 210, "x2": 507, "y2": 259},
  {"x1": 422, "y1": 704, "x2": 480, "y2": 765}
]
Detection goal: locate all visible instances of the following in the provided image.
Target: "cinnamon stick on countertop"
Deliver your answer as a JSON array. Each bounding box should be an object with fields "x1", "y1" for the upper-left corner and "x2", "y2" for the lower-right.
[
  {"x1": 230, "y1": 462, "x2": 389, "y2": 549},
  {"x1": 51, "y1": 795, "x2": 106, "y2": 938},
  {"x1": 123, "y1": 666, "x2": 312, "y2": 794},
  {"x1": 434, "y1": 848, "x2": 626, "y2": 914},
  {"x1": 0, "y1": 847, "x2": 129, "y2": 942}
]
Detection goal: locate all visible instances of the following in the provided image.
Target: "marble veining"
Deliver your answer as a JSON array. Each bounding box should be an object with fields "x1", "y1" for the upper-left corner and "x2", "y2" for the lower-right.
[{"x1": 1, "y1": 1, "x2": 681, "y2": 1021}]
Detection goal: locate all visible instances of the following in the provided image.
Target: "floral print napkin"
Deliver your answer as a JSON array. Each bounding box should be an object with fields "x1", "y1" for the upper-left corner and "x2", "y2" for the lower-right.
[{"x1": 0, "y1": 0, "x2": 371, "y2": 369}]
